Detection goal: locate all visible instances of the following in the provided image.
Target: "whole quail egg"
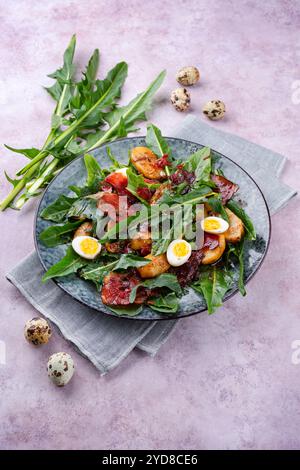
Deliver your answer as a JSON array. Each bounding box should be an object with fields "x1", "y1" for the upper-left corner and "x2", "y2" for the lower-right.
[
  {"x1": 24, "y1": 317, "x2": 52, "y2": 346},
  {"x1": 171, "y1": 88, "x2": 191, "y2": 112},
  {"x1": 203, "y1": 100, "x2": 226, "y2": 120},
  {"x1": 47, "y1": 352, "x2": 75, "y2": 387},
  {"x1": 176, "y1": 66, "x2": 200, "y2": 86}
]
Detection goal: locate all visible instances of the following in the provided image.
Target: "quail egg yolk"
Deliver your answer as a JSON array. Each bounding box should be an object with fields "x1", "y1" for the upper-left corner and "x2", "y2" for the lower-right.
[
  {"x1": 203, "y1": 219, "x2": 222, "y2": 232},
  {"x1": 80, "y1": 238, "x2": 99, "y2": 255},
  {"x1": 172, "y1": 241, "x2": 190, "y2": 257}
]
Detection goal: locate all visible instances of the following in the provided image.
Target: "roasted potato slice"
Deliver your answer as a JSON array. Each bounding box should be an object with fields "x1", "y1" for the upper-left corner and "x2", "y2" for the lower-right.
[
  {"x1": 224, "y1": 208, "x2": 244, "y2": 243},
  {"x1": 105, "y1": 242, "x2": 121, "y2": 253},
  {"x1": 137, "y1": 254, "x2": 170, "y2": 278},
  {"x1": 130, "y1": 230, "x2": 152, "y2": 252},
  {"x1": 202, "y1": 234, "x2": 226, "y2": 265},
  {"x1": 73, "y1": 221, "x2": 93, "y2": 238},
  {"x1": 130, "y1": 147, "x2": 166, "y2": 180}
]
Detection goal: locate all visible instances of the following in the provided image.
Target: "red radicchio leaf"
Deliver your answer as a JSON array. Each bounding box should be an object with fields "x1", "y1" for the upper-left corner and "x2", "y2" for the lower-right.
[
  {"x1": 156, "y1": 154, "x2": 171, "y2": 169},
  {"x1": 137, "y1": 186, "x2": 153, "y2": 201},
  {"x1": 170, "y1": 250, "x2": 204, "y2": 287},
  {"x1": 170, "y1": 165, "x2": 195, "y2": 187},
  {"x1": 171, "y1": 234, "x2": 220, "y2": 286}
]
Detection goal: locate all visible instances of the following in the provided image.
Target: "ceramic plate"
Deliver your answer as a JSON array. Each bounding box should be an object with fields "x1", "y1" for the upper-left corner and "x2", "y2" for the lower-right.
[{"x1": 35, "y1": 137, "x2": 271, "y2": 320}]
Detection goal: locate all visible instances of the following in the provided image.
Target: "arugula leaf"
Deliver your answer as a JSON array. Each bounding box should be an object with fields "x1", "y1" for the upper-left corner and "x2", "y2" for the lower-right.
[
  {"x1": 205, "y1": 194, "x2": 229, "y2": 223},
  {"x1": 106, "y1": 147, "x2": 123, "y2": 169},
  {"x1": 68, "y1": 61, "x2": 128, "y2": 131},
  {"x1": 226, "y1": 200, "x2": 256, "y2": 240},
  {"x1": 151, "y1": 205, "x2": 184, "y2": 255},
  {"x1": 107, "y1": 305, "x2": 143, "y2": 317},
  {"x1": 100, "y1": 213, "x2": 140, "y2": 242},
  {"x1": 42, "y1": 246, "x2": 88, "y2": 282},
  {"x1": 149, "y1": 292, "x2": 179, "y2": 314},
  {"x1": 4, "y1": 172, "x2": 22, "y2": 190},
  {"x1": 126, "y1": 168, "x2": 159, "y2": 202},
  {"x1": 68, "y1": 184, "x2": 95, "y2": 198},
  {"x1": 89, "y1": 70, "x2": 167, "y2": 150},
  {"x1": 41, "y1": 195, "x2": 77, "y2": 222},
  {"x1": 39, "y1": 220, "x2": 82, "y2": 247},
  {"x1": 4, "y1": 145, "x2": 41, "y2": 159},
  {"x1": 159, "y1": 186, "x2": 215, "y2": 205},
  {"x1": 145, "y1": 123, "x2": 172, "y2": 157},
  {"x1": 84, "y1": 48, "x2": 100, "y2": 85},
  {"x1": 84, "y1": 153, "x2": 104, "y2": 187},
  {"x1": 192, "y1": 267, "x2": 233, "y2": 314},
  {"x1": 114, "y1": 254, "x2": 151, "y2": 271},
  {"x1": 46, "y1": 34, "x2": 76, "y2": 117},
  {"x1": 184, "y1": 147, "x2": 211, "y2": 182},
  {"x1": 81, "y1": 254, "x2": 150, "y2": 283},
  {"x1": 126, "y1": 168, "x2": 146, "y2": 196},
  {"x1": 151, "y1": 233, "x2": 172, "y2": 256},
  {"x1": 67, "y1": 196, "x2": 97, "y2": 220},
  {"x1": 1, "y1": 62, "x2": 165, "y2": 211},
  {"x1": 129, "y1": 273, "x2": 181, "y2": 303},
  {"x1": 226, "y1": 239, "x2": 246, "y2": 296}
]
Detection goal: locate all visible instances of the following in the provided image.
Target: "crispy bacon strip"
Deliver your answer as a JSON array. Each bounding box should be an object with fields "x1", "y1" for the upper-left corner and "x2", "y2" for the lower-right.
[
  {"x1": 211, "y1": 174, "x2": 238, "y2": 204},
  {"x1": 101, "y1": 272, "x2": 148, "y2": 306},
  {"x1": 170, "y1": 251, "x2": 204, "y2": 287},
  {"x1": 202, "y1": 233, "x2": 219, "y2": 251},
  {"x1": 171, "y1": 234, "x2": 220, "y2": 286}
]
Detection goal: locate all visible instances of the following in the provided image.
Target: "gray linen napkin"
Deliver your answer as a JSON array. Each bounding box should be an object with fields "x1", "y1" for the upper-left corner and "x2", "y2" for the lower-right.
[
  {"x1": 6, "y1": 116, "x2": 297, "y2": 374},
  {"x1": 174, "y1": 115, "x2": 296, "y2": 215}
]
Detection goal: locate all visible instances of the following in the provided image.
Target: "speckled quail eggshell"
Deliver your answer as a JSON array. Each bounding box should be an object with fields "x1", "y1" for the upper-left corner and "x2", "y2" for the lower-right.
[
  {"x1": 203, "y1": 100, "x2": 226, "y2": 120},
  {"x1": 171, "y1": 88, "x2": 191, "y2": 112},
  {"x1": 176, "y1": 66, "x2": 200, "y2": 86},
  {"x1": 24, "y1": 317, "x2": 52, "y2": 346},
  {"x1": 47, "y1": 352, "x2": 75, "y2": 387}
]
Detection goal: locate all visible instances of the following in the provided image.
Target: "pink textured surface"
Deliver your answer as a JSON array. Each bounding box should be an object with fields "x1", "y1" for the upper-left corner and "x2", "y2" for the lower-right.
[{"x1": 0, "y1": 0, "x2": 299, "y2": 450}]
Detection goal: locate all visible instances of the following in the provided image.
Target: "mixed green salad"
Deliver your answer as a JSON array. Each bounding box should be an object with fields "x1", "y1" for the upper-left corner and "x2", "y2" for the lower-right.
[{"x1": 39, "y1": 124, "x2": 256, "y2": 316}]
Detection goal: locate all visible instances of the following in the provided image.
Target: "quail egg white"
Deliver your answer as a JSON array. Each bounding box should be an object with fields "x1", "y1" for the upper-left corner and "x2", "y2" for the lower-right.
[
  {"x1": 167, "y1": 239, "x2": 192, "y2": 267},
  {"x1": 72, "y1": 235, "x2": 101, "y2": 260},
  {"x1": 201, "y1": 216, "x2": 229, "y2": 234},
  {"x1": 47, "y1": 352, "x2": 75, "y2": 387},
  {"x1": 24, "y1": 317, "x2": 52, "y2": 346},
  {"x1": 114, "y1": 167, "x2": 128, "y2": 176}
]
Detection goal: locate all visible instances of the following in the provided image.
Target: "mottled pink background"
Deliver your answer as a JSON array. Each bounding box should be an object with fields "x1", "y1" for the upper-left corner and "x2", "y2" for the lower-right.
[{"x1": 0, "y1": 0, "x2": 300, "y2": 450}]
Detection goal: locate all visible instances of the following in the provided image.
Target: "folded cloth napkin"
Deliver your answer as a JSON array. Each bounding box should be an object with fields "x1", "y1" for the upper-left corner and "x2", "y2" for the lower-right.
[{"x1": 6, "y1": 116, "x2": 297, "y2": 374}]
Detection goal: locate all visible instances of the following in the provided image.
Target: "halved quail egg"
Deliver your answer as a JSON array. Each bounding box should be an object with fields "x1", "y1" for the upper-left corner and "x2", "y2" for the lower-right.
[
  {"x1": 167, "y1": 239, "x2": 192, "y2": 267},
  {"x1": 201, "y1": 216, "x2": 229, "y2": 234},
  {"x1": 71, "y1": 235, "x2": 101, "y2": 260}
]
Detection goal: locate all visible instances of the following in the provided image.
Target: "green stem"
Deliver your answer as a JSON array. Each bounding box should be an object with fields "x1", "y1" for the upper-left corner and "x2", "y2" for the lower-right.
[
  {"x1": 0, "y1": 163, "x2": 39, "y2": 210},
  {"x1": 0, "y1": 128, "x2": 56, "y2": 210},
  {"x1": 17, "y1": 150, "x2": 49, "y2": 175},
  {"x1": 14, "y1": 159, "x2": 59, "y2": 210}
]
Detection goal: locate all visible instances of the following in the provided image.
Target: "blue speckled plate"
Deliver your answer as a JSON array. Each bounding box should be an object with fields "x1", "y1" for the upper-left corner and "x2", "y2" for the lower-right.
[{"x1": 35, "y1": 137, "x2": 271, "y2": 320}]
